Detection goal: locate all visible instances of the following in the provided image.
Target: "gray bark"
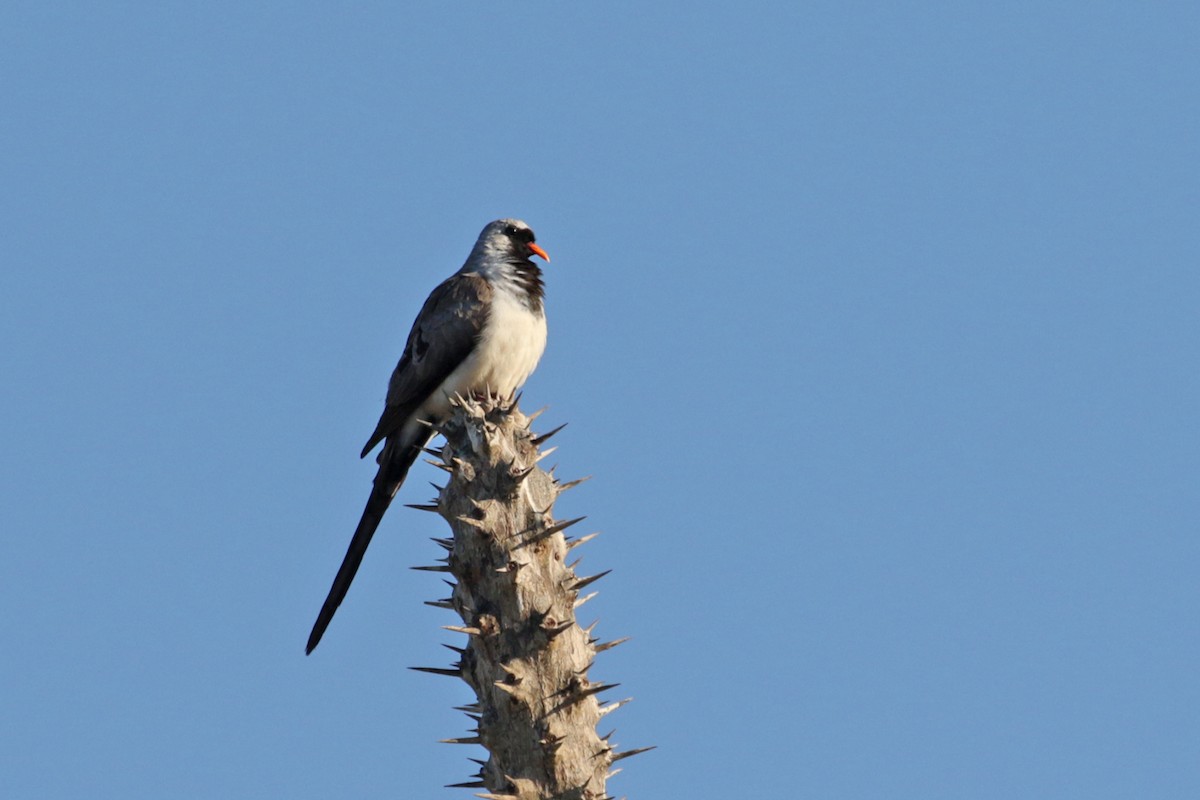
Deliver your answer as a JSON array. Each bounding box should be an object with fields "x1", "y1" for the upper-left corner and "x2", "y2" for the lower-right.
[{"x1": 412, "y1": 396, "x2": 646, "y2": 800}]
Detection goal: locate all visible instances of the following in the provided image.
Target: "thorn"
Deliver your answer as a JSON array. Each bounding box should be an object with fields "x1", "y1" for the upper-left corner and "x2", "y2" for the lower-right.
[
  {"x1": 443, "y1": 625, "x2": 482, "y2": 636},
  {"x1": 474, "y1": 794, "x2": 518, "y2": 800},
  {"x1": 424, "y1": 458, "x2": 452, "y2": 472},
  {"x1": 509, "y1": 463, "x2": 536, "y2": 482},
  {"x1": 605, "y1": 768, "x2": 624, "y2": 780},
  {"x1": 414, "y1": 417, "x2": 441, "y2": 432},
  {"x1": 599, "y1": 698, "x2": 633, "y2": 718},
  {"x1": 567, "y1": 556, "x2": 582, "y2": 571},
  {"x1": 409, "y1": 666, "x2": 462, "y2": 677},
  {"x1": 543, "y1": 690, "x2": 584, "y2": 717},
  {"x1": 527, "y1": 405, "x2": 548, "y2": 422},
  {"x1": 611, "y1": 746, "x2": 656, "y2": 762},
  {"x1": 515, "y1": 516, "x2": 587, "y2": 548},
  {"x1": 531, "y1": 423, "x2": 567, "y2": 447},
  {"x1": 574, "y1": 591, "x2": 599, "y2": 609},
  {"x1": 534, "y1": 446, "x2": 558, "y2": 463},
  {"x1": 421, "y1": 446, "x2": 442, "y2": 458},
  {"x1": 544, "y1": 621, "x2": 573, "y2": 639},
  {"x1": 571, "y1": 569, "x2": 612, "y2": 591},
  {"x1": 405, "y1": 503, "x2": 440, "y2": 513},
  {"x1": 546, "y1": 516, "x2": 587, "y2": 536},
  {"x1": 493, "y1": 680, "x2": 521, "y2": 696},
  {"x1": 431, "y1": 537, "x2": 454, "y2": 551},
  {"x1": 467, "y1": 756, "x2": 486, "y2": 766},
  {"x1": 442, "y1": 643, "x2": 466, "y2": 655},
  {"x1": 512, "y1": 390, "x2": 523, "y2": 407},
  {"x1": 454, "y1": 704, "x2": 482, "y2": 714},
  {"x1": 556, "y1": 475, "x2": 593, "y2": 493},
  {"x1": 429, "y1": 481, "x2": 445, "y2": 492},
  {"x1": 454, "y1": 513, "x2": 490, "y2": 530},
  {"x1": 567, "y1": 532, "x2": 601, "y2": 550},
  {"x1": 446, "y1": 780, "x2": 487, "y2": 788},
  {"x1": 583, "y1": 619, "x2": 600, "y2": 637},
  {"x1": 594, "y1": 636, "x2": 630, "y2": 653},
  {"x1": 411, "y1": 564, "x2": 452, "y2": 572},
  {"x1": 424, "y1": 600, "x2": 454, "y2": 610},
  {"x1": 579, "y1": 682, "x2": 620, "y2": 700},
  {"x1": 439, "y1": 735, "x2": 482, "y2": 745}
]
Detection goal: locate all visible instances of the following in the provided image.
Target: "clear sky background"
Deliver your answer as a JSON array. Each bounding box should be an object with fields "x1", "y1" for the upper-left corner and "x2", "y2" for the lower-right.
[{"x1": 2, "y1": 2, "x2": 1197, "y2": 798}]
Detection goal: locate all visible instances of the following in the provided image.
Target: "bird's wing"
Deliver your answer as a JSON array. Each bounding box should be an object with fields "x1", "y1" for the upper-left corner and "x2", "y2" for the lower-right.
[
  {"x1": 360, "y1": 272, "x2": 492, "y2": 458},
  {"x1": 306, "y1": 272, "x2": 493, "y2": 655}
]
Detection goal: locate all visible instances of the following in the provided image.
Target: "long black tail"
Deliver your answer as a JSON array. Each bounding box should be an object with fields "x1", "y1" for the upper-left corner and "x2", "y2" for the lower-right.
[{"x1": 306, "y1": 437, "x2": 425, "y2": 654}]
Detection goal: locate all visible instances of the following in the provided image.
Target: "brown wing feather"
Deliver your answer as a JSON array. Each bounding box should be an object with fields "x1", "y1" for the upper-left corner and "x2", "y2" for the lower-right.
[{"x1": 359, "y1": 272, "x2": 492, "y2": 458}]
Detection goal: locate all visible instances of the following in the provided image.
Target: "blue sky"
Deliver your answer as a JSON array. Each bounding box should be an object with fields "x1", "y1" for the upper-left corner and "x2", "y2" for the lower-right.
[{"x1": 2, "y1": 2, "x2": 1198, "y2": 797}]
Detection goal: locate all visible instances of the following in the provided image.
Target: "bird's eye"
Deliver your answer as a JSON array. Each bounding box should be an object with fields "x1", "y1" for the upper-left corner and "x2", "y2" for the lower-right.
[{"x1": 503, "y1": 225, "x2": 518, "y2": 236}]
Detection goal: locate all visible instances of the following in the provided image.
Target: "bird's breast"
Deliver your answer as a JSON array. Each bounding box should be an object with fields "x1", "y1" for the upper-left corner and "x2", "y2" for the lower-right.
[{"x1": 425, "y1": 293, "x2": 547, "y2": 423}]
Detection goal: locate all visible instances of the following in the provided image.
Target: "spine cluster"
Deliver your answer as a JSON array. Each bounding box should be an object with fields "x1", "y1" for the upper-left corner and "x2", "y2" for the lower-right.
[{"x1": 410, "y1": 396, "x2": 648, "y2": 800}]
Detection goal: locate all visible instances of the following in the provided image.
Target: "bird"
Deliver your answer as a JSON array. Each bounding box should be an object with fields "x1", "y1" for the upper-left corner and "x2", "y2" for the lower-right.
[{"x1": 306, "y1": 218, "x2": 550, "y2": 654}]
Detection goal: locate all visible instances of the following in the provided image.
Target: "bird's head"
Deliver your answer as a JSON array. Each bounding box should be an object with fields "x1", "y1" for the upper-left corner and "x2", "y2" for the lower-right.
[{"x1": 473, "y1": 218, "x2": 550, "y2": 264}]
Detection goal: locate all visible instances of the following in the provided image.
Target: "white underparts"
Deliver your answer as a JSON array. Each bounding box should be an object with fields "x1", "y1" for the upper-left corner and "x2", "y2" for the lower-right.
[{"x1": 403, "y1": 291, "x2": 547, "y2": 443}]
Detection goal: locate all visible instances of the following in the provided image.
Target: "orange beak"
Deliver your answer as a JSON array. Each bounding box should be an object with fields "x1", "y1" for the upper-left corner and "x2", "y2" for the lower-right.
[{"x1": 528, "y1": 242, "x2": 550, "y2": 262}]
